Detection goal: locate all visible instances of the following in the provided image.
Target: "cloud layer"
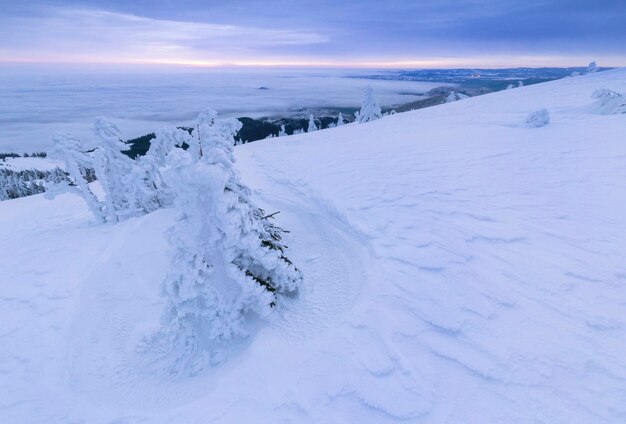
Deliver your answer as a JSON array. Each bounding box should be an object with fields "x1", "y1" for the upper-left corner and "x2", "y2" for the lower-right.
[{"x1": 1, "y1": 0, "x2": 625, "y2": 66}]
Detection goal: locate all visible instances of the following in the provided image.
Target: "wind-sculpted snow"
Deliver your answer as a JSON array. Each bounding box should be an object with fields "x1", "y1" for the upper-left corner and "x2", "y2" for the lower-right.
[{"x1": 1, "y1": 68, "x2": 626, "y2": 423}]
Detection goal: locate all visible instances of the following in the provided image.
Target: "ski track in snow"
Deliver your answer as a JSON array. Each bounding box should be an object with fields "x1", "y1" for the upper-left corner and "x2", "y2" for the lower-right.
[{"x1": 2, "y1": 69, "x2": 626, "y2": 423}]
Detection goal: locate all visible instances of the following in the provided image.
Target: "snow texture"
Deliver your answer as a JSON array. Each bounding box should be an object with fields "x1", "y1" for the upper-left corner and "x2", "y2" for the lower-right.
[{"x1": 1, "y1": 68, "x2": 626, "y2": 423}]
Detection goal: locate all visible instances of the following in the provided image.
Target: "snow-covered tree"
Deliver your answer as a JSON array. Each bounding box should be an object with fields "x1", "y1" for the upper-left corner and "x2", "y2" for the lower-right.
[
  {"x1": 446, "y1": 91, "x2": 469, "y2": 103},
  {"x1": 50, "y1": 133, "x2": 105, "y2": 222},
  {"x1": 336, "y1": 112, "x2": 345, "y2": 126},
  {"x1": 526, "y1": 108, "x2": 550, "y2": 127},
  {"x1": 517, "y1": 81, "x2": 524, "y2": 88},
  {"x1": 278, "y1": 125, "x2": 287, "y2": 137},
  {"x1": 357, "y1": 86, "x2": 382, "y2": 123},
  {"x1": 91, "y1": 117, "x2": 138, "y2": 221},
  {"x1": 506, "y1": 84, "x2": 514, "y2": 90},
  {"x1": 587, "y1": 61, "x2": 598, "y2": 73},
  {"x1": 153, "y1": 110, "x2": 302, "y2": 372},
  {"x1": 307, "y1": 114, "x2": 318, "y2": 132}
]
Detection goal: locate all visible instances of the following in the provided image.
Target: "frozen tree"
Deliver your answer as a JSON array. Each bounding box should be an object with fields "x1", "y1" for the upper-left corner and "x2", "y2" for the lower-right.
[
  {"x1": 336, "y1": 112, "x2": 345, "y2": 126},
  {"x1": 307, "y1": 114, "x2": 318, "y2": 132},
  {"x1": 446, "y1": 91, "x2": 469, "y2": 103},
  {"x1": 196, "y1": 107, "x2": 218, "y2": 127},
  {"x1": 278, "y1": 125, "x2": 287, "y2": 137},
  {"x1": 91, "y1": 117, "x2": 137, "y2": 221},
  {"x1": 1, "y1": 167, "x2": 66, "y2": 201},
  {"x1": 591, "y1": 88, "x2": 626, "y2": 114},
  {"x1": 526, "y1": 108, "x2": 550, "y2": 127},
  {"x1": 136, "y1": 127, "x2": 192, "y2": 211},
  {"x1": 587, "y1": 61, "x2": 598, "y2": 73},
  {"x1": 50, "y1": 133, "x2": 105, "y2": 222},
  {"x1": 93, "y1": 116, "x2": 168, "y2": 219},
  {"x1": 152, "y1": 110, "x2": 302, "y2": 373},
  {"x1": 357, "y1": 86, "x2": 383, "y2": 123}
]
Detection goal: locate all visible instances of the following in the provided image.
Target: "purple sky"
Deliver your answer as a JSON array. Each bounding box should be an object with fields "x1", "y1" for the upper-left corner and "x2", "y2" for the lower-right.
[{"x1": 2, "y1": 0, "x2": 625, "y2": 67}]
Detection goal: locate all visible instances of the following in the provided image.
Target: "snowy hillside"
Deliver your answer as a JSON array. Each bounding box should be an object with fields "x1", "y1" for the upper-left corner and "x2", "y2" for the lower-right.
[{"x1": 2, "y1": 69, "x2": 626, "y2": 423}]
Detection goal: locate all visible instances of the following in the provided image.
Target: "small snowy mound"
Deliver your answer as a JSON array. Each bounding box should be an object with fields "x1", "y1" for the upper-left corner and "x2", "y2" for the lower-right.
[
  {"x1": 592, "y1": 88, "x2": 626, "y2": 114},
  {"x1": 526, "y1": 108, "x2": 551, "y2": 127}
]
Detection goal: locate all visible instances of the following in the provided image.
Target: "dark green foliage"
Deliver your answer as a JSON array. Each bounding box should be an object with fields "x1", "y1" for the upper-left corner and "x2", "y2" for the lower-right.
[
  {"x1": 0, "y1": 167, "x2": 68, "y2": 200},
  {"x1": 235, "y1": 117, "x2": 280, "y2": 142},
  {"x1": 0, "y1": 153, "x2": 21, "y2": 160}
]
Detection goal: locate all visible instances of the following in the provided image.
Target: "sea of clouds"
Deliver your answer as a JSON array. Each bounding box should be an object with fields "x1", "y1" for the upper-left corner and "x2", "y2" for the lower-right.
[{"x1": 0, "y1": 66, "x2": 449, "y2": 152}]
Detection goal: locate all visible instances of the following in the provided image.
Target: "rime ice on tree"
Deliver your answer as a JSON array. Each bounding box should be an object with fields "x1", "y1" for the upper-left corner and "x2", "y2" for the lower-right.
[
  {"x1": 336, "y1": 112, "x2": 345, "y2": 126},
  {"x1": 51, "y1": 133, "x2": 105, "y2": 222},
  {"x1": 307, "y1": 114, "x2": 318, "y2": 132},
  {"x1": 154, "y1": 110, "x2": 302, "y2": 373},
  {"x1": 357, "y1": 86, "x2": 382, "y2": 123}
]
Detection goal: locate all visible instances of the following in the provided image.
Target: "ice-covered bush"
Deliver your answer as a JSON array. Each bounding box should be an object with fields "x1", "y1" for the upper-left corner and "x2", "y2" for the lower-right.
[
  {"x1": 357, "y1": 86, "x2": 382, "y2": 123},
  {"x1": 153, "y1": 111, "x2": 302, "y2": 373},
  {"x1": 526, "y1": 109, "x2": 550, "y2": 128},
  {"x1": 446, "y1": 91, "x2": 469, "y2": 103},
  {"x1": 307, "y1": 114, "x2": 318, "y2": 132},
  {"x1": 591, "y1": 88, "x2": 626, "y2": 115},
  {"x1": 336, "y1": 112, "x2": 345, "y2": 126},
  {"x1": 139, "y1": 127, "x2": 192, "y2": 208},
  {"x1": 50, "y1": 133, "x2": 105, "y2": 221}
]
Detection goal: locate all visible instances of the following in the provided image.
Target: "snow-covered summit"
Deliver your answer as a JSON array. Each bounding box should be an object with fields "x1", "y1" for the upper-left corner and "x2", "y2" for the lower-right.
[{"x1": 1, "y1": 68, "x2": 626, "y2": 423}]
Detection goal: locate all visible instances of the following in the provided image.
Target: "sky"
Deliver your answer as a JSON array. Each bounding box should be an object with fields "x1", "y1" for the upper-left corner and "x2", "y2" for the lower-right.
[{"x1": 1, "y1": 0, "x2": 625, "y2": 68}]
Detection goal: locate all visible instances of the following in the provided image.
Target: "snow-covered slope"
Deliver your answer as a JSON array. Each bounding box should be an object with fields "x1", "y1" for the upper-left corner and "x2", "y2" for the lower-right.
[{"x1": 2, "y1": 69, "x2": 626, "y2": 423}]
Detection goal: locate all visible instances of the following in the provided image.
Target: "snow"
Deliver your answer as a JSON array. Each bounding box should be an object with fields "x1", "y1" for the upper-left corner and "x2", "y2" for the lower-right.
[
  {"x1": 0, "y1": 156, "x2": 62, "y2": 171},
  {"x1": 0, "y1": 68, "x2": 450, "y2": 152},
  {"x1": 2, "y1": 68, "x2": 626, "y2": 423}
]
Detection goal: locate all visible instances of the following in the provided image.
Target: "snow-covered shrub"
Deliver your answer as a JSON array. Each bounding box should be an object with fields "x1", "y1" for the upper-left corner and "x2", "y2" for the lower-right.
[
  {"x1": 91, "y1": 116, "x2": 172, "y2": 220},
  {"x1": 517, "y1": 81, "x2": 524, "y2": 88},
  {"x1": 526, "y1": 109, "x2": 550, "y2": 128},
  {"x1": 446, "y1": 91, "x2": 469, "y2": 103},
  {"x1": 139, "y1": 127, "x2": 193, "y2": 207},
  {"x1": 336, "y1": 112, "x2": 345, "y2": 126},
  {"x1": 588, "y1": 61, "x2": 598, "y2": 74},
  {"x1": 50, "y1": 133, "x2": 105, "y2": 221},
  {"x1": 91, "y1": 117, "x2": 137, "y2": 221},
  {"x1": 591, "y1": 88, "x2": 626, "y2": 115},
  {"x1": 153, "y1": 111, "x2": 302, "y2": 372},
  {"x1": 357, "y1": 86, "x2": 382, "y2": 123},
  {"x1": 506, "y1": 84, "x2": 514, "y2": 90},
  {"x1": 307, "y1": 114, "x2": 318, "y2": 132}
]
